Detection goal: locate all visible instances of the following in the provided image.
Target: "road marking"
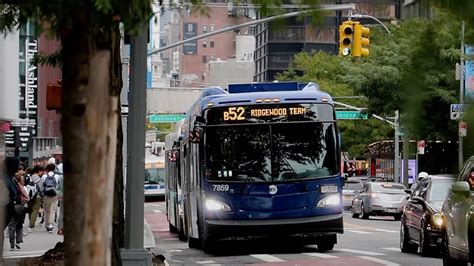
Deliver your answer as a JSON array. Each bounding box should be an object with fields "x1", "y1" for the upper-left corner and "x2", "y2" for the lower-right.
[
  {"x1": 336, "y1": 248, "x2": 385, "y2": 256},
  {"x1": 162, "y1": 238, "x2": 176, "y2": 241},
  {"x1": 358, "y1": 256, "x2": 400, "y2": 266},
  {"x1": 382, "y1": 247, "x2": 401, "y2": 251},
  {"x1": 251, "y1": 254, "x2": 285, "y2": 262},
  {"x1": 157, "y1": 229, "x2": 169, "y2": 232},
  {"x1": 196, "y1": 260, "x2": 216, "y2": 264},
  {"x1": 169, "y1": 249, "x2": 182, "y2": 252},
  {"x1": 302, "y1": 252, "x2": 338, "y2": 258},
  {"x1": 374, "y1": 229, "x2": 398, "y2": 233},
  {"x1": 153, "y1": 210, "x2": 163, "y2": 214},
  {"x1": 346, "y1": 229, "x2": 372, "y2": 234}
]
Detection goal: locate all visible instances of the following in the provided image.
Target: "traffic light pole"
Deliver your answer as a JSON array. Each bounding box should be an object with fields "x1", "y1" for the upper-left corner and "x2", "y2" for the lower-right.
[
  {"x1": 349, "y1": 13, "x2": 391, "y2": 36},
  {"x1": 147, "y1": 4, "x2": 356, "y2": 56}
]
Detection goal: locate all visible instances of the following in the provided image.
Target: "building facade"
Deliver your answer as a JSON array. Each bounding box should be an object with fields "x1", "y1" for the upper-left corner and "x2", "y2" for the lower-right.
[
  {"x1": 179, "y1": 4, "x2": 254, "y2": 87},
  {"x1": 254, "y1": 0, "x2": 402, "y2": 82}
]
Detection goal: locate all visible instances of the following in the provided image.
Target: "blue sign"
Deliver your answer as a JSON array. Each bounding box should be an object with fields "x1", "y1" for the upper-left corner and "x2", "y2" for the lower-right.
[
  {"x1": 183, "y1": 22, "x2": 198, "y2": 55},
  {"x1": 465, "y1": 45, "x2": 474, "y2": 101}
]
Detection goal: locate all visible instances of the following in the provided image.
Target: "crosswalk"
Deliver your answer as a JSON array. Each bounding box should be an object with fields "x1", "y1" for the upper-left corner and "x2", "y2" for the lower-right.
[{"x1": 190, "y1": 247, "x2": 403, "y2": 265}]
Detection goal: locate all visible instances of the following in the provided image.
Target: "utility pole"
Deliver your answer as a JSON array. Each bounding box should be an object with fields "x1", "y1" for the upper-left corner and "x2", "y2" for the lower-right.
[
  {"x1": 394, "y1": 110, "x2": 400, "y2": 183},
  {"x1": 459, "y1": 21, "x2": 465, "y2": 170},
  {"x1": 121, "y1": 24, "x2": 152, "y2": 265},
  {"x1": 403, "y1": 126, "x2": 409, "y2": 188}
]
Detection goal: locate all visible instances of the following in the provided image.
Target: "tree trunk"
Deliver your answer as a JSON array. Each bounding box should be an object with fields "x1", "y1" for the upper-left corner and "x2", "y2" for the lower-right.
[
  {"x1": 111, "y1": 23, "x2": 125, "y2": 266},
  {"x1": 61, "y1": 10, "x2": 118, "y2": 266}
]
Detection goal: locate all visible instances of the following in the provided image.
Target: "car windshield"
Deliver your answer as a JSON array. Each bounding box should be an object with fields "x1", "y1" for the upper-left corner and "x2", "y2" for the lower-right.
[
  {"x1": 205, "y1": 122, "x2": 338, "y2": 182},
  {"x1": 372, "y1": 183, "x2": 406, "y2": 193},
  {"x1": 428, "y1": 179, "x2": 455, "y2": 201},
  {"x1": 344, "y1": 182, "x2": 362, "y2": 191},
  {"x1": 145, "y1": 168, "x2": 165, "y2": 184}
]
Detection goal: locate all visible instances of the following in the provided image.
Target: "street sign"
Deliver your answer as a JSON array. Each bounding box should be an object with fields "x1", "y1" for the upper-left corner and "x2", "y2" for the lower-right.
[
  {"x1": 459, "y1": 121, "x2": 467, "y2": 137},
  {"x1": 336, "y1": 111, "x2": 368, "y2": 120},
  {"x1": 10, "y1": 119, "x2": 36, "y2": 127},
  {"x1": 417, "y1": 140, "x2": 425, "y2": 155},
  {"x1": 149, "y1": 114, "x2": 185, "y2": 123},
  {"x1": 451, "y1": 104, "x2": 466, "y2": 120}
]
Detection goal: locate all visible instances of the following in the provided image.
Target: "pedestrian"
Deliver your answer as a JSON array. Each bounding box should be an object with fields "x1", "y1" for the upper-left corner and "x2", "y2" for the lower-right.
[
  {"x1": 3, "y1": 157, "x2": 22, "y2": 250},
  {"x1": 26, "y1": 165, "x2": 45, "y2": 232},
  {"x1": 0, "y1": 156, "x2": 10, "y2": 262},
  {"x1": 56, "y1": 162, "x2": 64, "y2": 235},
  {"x1": 42, "y1": 162, "x2": 59, "y2": 233},
  {"x1": 10, "y1": 173, "x2": 29, "y2": 243}
]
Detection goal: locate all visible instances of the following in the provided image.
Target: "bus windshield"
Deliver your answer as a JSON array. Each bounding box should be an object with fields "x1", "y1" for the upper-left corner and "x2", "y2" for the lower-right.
[
  {"x1": 145, "y1": 168, "x2": 165, "y2": 184},
  {"x1": 205, "y1": 122, "x2": 338, "y2": 182}
]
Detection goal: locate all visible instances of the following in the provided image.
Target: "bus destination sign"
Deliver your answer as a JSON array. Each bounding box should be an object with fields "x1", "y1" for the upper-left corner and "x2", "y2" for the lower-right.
[{"x1": 205, "y1": 104, "x2": 334, "y2": 125}]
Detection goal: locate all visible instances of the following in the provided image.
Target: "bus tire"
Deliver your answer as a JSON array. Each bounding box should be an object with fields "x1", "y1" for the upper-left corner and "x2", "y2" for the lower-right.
[
  {"x1": 169, "y1": 222, "x2": 178, "y2": 234},
  {"x1": 317, "y1": 240, "x2": 335, "y2": 252},
  {"x1": 188, "y1": 236, "x2": 200, "y2": 249},
  {"x1": 198, "y1": 213, "x2": 214, "y2": 254}
]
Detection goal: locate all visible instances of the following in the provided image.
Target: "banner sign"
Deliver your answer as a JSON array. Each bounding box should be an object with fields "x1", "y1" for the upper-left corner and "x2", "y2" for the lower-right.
[
  {"x1": 465, "y1": 45, "x2": 474, "y2": 102},
  {"x1": 183, "y1": 22, "x2": 198, "y2": 55},
  {"x1": 19, "y1": 36, "x2": 38, "y2": 138}
]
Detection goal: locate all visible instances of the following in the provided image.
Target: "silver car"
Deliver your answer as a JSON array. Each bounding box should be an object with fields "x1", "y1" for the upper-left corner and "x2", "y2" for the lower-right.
[
  {"x1": 351, "y1": 182, "x2": 409, "y2": 220},
  {"x1": 342, "y1": 180, "x2": 364, "y2": 209}
]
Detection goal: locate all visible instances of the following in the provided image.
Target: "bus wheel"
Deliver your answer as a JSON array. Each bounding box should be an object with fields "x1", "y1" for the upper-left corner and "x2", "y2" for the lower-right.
[
  {"x1": 178, "y1": 218, "x2": 187, "y2": 241},
  {"x1": 199, "y1": 218, "x2": 214, "y2": 254},
  {"x1": 169, "y1": 222, "x2": 178, "y2": 234},
  {"x1": 317, "y1": 235, "x2": 335, "y2": 252},
  {"x1": 188, "y1": 236, "x2": 201, "y2": 249}
]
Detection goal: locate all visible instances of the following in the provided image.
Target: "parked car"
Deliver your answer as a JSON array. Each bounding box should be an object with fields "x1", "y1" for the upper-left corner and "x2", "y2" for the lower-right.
[
  {"x1": 400, "y1": 174, "x2": 455, "y2": 256},
  {"x1": 442, "y1": 156, "x2": 474, "y2": 265},
  {"x1": 351, "y1": 182, "x2": 409, "y2": 220},
  {"x1": 343, "y1": 179, "x2": 363, "y2": 209}
]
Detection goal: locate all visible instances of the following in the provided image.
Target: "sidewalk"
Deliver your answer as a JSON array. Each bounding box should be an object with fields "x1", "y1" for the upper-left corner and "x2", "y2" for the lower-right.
[
  {"x1": 3, "y1": 227, "x2": 63, "y2": 265},
  {"x1": 2, "y1": 219, "x2": 155, "y2": 265}
]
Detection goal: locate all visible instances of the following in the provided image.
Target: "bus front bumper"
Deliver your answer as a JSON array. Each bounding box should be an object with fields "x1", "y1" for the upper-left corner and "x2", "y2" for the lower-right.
[{"x1": 205, "y1": 213, "x2": 343, "y2": 239}]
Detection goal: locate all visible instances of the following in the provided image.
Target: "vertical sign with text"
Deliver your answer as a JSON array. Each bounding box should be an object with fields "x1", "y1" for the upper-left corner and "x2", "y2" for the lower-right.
[
  {"x1": 465, "y1": 45, "x2": 474, "y2": 102},
  {"x1": 19, "y1": 36, "x2": 38, "y2": 138},
  {"x1": 183, "y1": 22, "x2": 198, "y2": 55}
]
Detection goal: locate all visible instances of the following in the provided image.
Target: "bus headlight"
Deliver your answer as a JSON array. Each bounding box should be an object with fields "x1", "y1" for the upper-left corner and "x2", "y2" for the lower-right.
[
  {"x1": 205, "y1": 199, "x2": 231, "y2": 211},
  {"x1": 317, "y1": 193, "x2": 341, "y2": 208},
  {"x1": 432, "y1": 213, "x2": 444, "y2": 227}
]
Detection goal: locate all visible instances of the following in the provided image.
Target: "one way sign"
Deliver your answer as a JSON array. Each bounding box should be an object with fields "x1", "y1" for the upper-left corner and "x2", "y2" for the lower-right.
[{"x1": 450, "y1": 104, "x2": 465, "y2": 120}]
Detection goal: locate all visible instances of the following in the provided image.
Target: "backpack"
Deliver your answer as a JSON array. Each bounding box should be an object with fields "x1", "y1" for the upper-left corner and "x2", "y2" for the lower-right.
[{"x1": 43, "y1": 174, "x2": 58, "y2": 197}]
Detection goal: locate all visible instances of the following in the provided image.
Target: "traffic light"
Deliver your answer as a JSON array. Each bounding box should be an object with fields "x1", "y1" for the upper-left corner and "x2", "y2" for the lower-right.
[
  {"x1": 353, "y1": 22, "x2": 370, "y2": 57},
  {"x1": 339, "y1": 21, "x2": 354, "y2": 57}
]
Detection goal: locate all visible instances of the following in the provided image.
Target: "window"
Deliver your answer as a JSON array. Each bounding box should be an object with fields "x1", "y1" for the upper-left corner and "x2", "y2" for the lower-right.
[
  {"x1": 201, "y1": 71, "x2": 206, "y2": 81},
  {"x1": 203, "y1": 25, "x2": 208, "y2": 33},
  {"x1": 210, "y1": 24, "x2": 215, "y2": 32},
  {"x1": 210, "y1": 40, "x2": 215, "y2": 48},
  {"x1": 202, "y1": 55, "x2": 207, "y2": 63},
  {"x1": 202, "y1": 40, "x2": 207, "y2": 48}
]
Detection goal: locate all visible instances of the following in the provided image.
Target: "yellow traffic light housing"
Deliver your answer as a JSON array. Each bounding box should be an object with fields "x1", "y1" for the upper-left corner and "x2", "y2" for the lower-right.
[
  {"x1": 339, "y1": 21, "x2": 354, "y2": 57},
  {"x1": 353, "y1": 23, "x2": 370, "y2": 57}
]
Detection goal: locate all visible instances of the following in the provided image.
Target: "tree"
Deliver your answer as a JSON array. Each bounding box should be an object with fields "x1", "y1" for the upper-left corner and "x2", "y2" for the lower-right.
[
  {"x1": 277, "y1": 12, "x2": 466, "y2": 157},
  {"x1": 1, "y1": 1, "x2": 152, "y2": 265}
]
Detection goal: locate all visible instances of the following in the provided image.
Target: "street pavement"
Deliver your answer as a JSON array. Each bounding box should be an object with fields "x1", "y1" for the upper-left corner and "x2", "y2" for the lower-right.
[{"x1": 145, "y1": 201, "x2": 444, "y2": 266}]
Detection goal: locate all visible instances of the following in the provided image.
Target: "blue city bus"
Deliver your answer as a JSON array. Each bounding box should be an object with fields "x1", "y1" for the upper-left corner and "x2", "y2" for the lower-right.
[{"x1": 177, "y1": 82, "x2": 343, "y2": 253}]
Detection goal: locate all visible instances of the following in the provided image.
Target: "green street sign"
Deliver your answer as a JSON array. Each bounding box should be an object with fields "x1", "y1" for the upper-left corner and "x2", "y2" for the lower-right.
[
  {"x1": 336, "y1": 111, "x2": 368, "y2": 120},
  {"x1": 149, "y1": 114, "x2": 186, "y2": 123}
]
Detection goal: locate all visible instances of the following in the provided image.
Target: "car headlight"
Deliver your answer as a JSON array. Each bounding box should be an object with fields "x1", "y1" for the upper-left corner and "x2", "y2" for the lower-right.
[
  {"x1": 432, "y1": 213, "x2": 444, "y2": 227},
  {"x1": 205, "y1": 199, "x2": 231, "y2": 211},
  {"x1": 317, "y1": 193, "x2": 341, "y2": 208}
]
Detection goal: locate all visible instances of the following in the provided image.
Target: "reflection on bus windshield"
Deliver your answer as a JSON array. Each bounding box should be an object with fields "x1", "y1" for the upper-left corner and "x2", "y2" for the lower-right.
[
  {"x1": 145, "y1": 168, "x2": 165, "y2": 184},
  {"x1": 205, "y1": 123, "x2": 338, "y2": 182}
]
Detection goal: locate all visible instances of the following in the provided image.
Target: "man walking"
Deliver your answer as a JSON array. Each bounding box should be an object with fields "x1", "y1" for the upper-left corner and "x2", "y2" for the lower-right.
[
  {"x1": 27, "y1": 165, "x2": 45, "y2": 231},
  {"x1": 42, "y1": 163, "x2": 59, "y2": 233}
]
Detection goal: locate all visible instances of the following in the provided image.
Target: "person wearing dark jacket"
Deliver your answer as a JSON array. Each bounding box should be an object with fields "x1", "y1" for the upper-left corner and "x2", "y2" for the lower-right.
[{"x1": 3, "y1": 157, "x2": 22, "y2": 250}]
